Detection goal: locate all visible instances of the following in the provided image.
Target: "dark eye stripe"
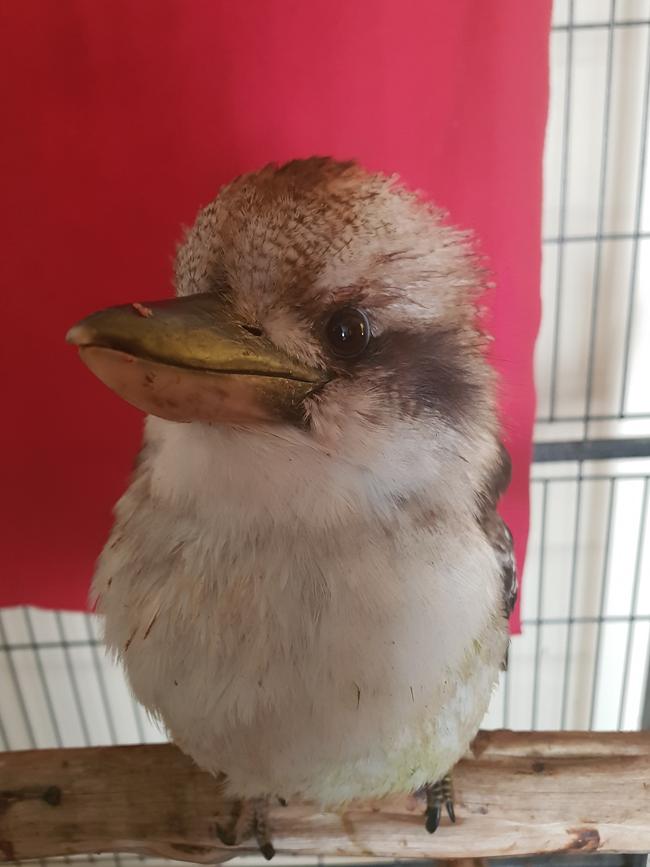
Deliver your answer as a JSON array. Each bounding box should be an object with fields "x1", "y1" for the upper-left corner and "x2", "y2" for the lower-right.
[{"x1": 362, "y1": 326, "x2": 488, "y2": 420}]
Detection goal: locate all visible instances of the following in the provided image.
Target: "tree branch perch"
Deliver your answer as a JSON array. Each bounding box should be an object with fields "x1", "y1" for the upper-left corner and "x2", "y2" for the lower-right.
[{"x1": 1, "y1": 730, "x2": 649, "y2": 862}]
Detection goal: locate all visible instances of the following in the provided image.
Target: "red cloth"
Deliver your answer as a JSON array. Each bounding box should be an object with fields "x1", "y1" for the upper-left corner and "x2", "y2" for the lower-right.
[{"x1": 0, "y1": 1, "x2": 550, "y2": 629}]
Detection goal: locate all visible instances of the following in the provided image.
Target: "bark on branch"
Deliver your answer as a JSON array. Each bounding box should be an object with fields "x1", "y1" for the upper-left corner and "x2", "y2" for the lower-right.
[{"x1": 1, "y1": 730, "x2": 649, "y2": 862}]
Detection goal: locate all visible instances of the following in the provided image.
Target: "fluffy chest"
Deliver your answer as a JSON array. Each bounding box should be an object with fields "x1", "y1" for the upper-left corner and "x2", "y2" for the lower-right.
[
  {"x1": 96, "y1": 509, "x2": 506, "y2": 801},
  {"x1": 93, "y1": 421, "x2": 507, "y2": 799},
  {"x1": 97, "y1": 498, "x2": 502, "y2": 723}
]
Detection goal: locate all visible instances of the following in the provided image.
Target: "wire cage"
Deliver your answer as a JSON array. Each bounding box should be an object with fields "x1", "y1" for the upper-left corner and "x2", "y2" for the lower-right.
[
  {"x1": 2, "y1": 0, "x2": 650, "y2": 864},
  {"x1": 492, "y1": 0, "x2": 650, "y2": 738}
]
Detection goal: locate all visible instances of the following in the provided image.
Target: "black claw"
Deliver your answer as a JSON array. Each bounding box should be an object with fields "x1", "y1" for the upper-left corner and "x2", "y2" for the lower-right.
[
  {"x1": 216, "y1": 799, "x2": 275, "y2": 857},
  {"x1": 445, "y1": 798, "x2": 456, "y2": 823},
  {"x1": 425, "y1": 805, "x2": 441, "y2": 834},
  {"x1": 215, "y1": 825, "x2": 237, "y2": 847}
]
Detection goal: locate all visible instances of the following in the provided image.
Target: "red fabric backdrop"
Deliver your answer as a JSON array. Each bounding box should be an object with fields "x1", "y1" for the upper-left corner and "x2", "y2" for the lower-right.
[{"x1": 0, "y1": 0, "x2": 550, "y2": 630}]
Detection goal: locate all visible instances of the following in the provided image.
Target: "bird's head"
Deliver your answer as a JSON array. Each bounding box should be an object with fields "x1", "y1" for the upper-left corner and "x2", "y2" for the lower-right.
[{"x1": 67, "y1": 158, "x2": 498, "y2": 518}]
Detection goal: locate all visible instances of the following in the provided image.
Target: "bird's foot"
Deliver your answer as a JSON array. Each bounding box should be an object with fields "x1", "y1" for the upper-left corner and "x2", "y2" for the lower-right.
[
  {"x1": 214, "y1": 797, "x2": 275, "y2": 860},
  {"x1": 418, "y1": 774, "x2": 456, "y2": 833}
]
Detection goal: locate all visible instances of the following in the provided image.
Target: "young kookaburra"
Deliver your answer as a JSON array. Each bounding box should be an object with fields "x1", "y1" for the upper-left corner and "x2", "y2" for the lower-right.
[{"x1": 67, "y1": 158, "x2": 516, "y2": 859}]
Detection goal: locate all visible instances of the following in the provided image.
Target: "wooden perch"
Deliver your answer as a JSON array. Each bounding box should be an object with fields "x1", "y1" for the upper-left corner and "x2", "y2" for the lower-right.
[{"x1": 1, "y1": 730, "x2": 650, "y2": 862}]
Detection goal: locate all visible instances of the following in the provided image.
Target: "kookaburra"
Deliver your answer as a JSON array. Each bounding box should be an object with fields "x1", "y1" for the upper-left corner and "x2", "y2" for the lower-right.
[{"x1": 67, "y1": 158, "x2": 516, "y2": 859}]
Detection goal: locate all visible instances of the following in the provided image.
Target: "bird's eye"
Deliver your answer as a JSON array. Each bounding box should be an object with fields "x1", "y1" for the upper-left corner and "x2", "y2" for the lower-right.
[{"x1": 325, "y1": 307, "x2": 371, "y2": 359}]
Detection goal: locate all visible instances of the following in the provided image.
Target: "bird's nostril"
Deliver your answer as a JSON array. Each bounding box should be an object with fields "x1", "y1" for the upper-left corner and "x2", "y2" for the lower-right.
[{"x1": 241, "y1": 324, "x2": 263, "y2": 337}]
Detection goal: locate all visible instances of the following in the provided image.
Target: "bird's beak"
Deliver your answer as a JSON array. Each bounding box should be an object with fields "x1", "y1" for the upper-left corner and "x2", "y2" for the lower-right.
[{"x1": 66, "y1": 293, "x2": 328, "y2": 425}]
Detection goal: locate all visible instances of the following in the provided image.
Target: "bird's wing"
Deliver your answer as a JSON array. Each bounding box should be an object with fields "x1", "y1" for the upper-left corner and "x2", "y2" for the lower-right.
[
  {"x1": 491, "y1": 510, "x2": 517, "y2": 621},
  {"x1": 477, "y1": 442, "x2": 517, "y2": 664}
]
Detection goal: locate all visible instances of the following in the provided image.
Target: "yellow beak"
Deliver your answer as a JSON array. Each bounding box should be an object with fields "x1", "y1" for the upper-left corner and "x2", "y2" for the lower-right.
[{"x1": 66, "y1": 293, "x2": 328, "y2": 425}]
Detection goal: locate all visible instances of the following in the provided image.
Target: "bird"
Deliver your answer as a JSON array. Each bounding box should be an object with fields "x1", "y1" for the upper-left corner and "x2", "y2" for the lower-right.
[{"x1": 67, "y1": 157, "x2": 516, "y2": 859}]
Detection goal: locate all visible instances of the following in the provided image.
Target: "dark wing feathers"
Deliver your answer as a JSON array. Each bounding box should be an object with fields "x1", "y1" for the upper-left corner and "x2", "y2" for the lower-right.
[
  {"x1": 478, "y1": 441, "x2": 518, "y2": 621},
  {"x1": 492, "y1": 517, "x2": 517, "y2": 621}
]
